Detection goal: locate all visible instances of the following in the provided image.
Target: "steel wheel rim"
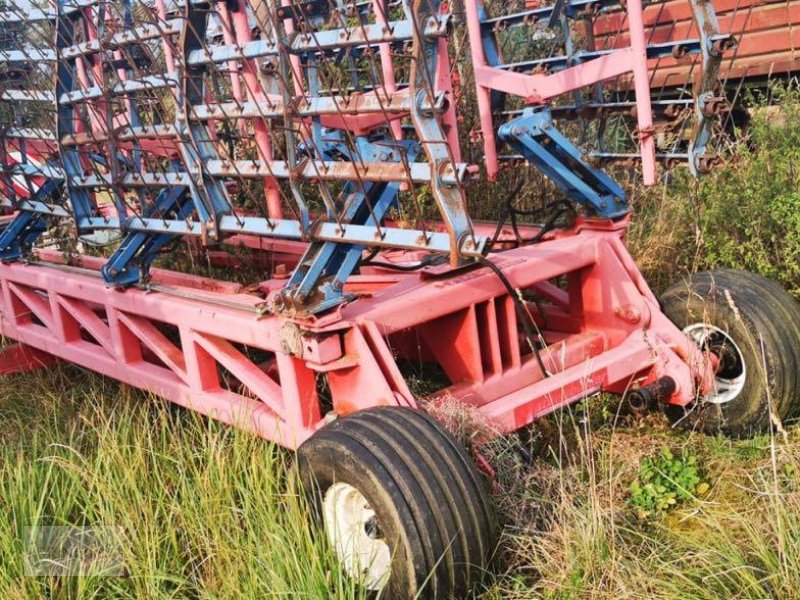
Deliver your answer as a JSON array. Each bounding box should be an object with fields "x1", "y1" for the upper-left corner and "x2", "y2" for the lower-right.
[
  {"x1": 323, "y1": 482, "x2": 392, "y2": 590},
  {"x1": 684, "y1": 323, "x2": 747, "y2": 405}
]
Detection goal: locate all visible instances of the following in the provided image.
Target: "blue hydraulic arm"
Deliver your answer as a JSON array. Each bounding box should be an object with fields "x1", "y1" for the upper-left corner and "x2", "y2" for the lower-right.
[
  {"x1": 101, "y1": 187, "x2": 193, "y2": 287},
  {"x1": 498, "y1": 109, "x2": 628, "y2": 219},
  {"x1": 0, "y1": 179, "x2": 59, "y2": 260}
]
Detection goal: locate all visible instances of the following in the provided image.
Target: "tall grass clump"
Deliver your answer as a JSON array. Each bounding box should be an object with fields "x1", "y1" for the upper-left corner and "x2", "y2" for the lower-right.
[{"x1": 0, "y1": 365, "x2": 363, "y2": 599}]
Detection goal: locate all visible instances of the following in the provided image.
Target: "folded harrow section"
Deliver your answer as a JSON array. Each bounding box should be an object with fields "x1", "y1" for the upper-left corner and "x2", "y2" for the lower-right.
[
  {"x1": 0, "y1": 0, "x2": 736, "y2": 314},
  {"x1": 468, "y1": 0, "x2": 735, "y2": 179},
  {"x1": 1, "y1": 0, "x2": 484, "y2": 314},
  {"x1": 0, "y1": 4, "x2": 62, "y2": 256}
]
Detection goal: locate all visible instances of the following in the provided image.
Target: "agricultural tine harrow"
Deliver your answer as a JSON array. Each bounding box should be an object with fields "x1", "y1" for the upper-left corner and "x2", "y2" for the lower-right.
[
  {"x1": 471, "y1": 0, "x2": 736, "y2": 180},
  {"x1": 1, "y1": 0, "x2": 490, "y2": 313},
  {"x1": 5, "y1": 0, "x2": 800, "y2": 595},
  {"x1": 0, "y1": 0, "x2": 752, "y2": 436},
  {"x1": 0, "y1": 0, "x2": 737, "y2": 314},
  {"x1": 0, "y1": 0, "x2": 760, "y2": 435}
]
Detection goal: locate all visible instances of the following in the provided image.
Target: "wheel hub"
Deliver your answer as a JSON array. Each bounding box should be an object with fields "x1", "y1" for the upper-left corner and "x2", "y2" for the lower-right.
[
  {"x1": 322, "y1": 482, "x2": 391, "y2": 590},
  {"x1": 683, "y1": 323, "x2": 747, "y2": 405}
]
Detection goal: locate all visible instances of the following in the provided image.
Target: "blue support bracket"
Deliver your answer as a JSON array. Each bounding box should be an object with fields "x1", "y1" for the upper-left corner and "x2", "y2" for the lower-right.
[
  {"x1": 101, "y1": 186, "x2": 192, "y2": 287},
  {"x1": 476, "y1": 3, "x2": 505, "y2": 113},
  {"x1": 687, "y1": 0, "x2": 736, "y2": 174},
  {"x1": 275, "y1": 136, "x2": 421, "y2": 315},
  {"x1": 173, "y1": 1, "x2": 235, "y2": 240},
  {"x1": 0, "y1": 179, "x2": 59, "y2": 260},
  {"x1": 498, "y1": 109, "x2": 628, "y2": 219},
  {"x1": 55, "y1": 0, "x2": 103, "y2": 232}
]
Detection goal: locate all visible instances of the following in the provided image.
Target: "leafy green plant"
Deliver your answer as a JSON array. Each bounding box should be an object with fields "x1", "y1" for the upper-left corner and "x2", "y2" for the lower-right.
[{"x1": 628, "y1": 447, "x2": 708, "y2": 519}]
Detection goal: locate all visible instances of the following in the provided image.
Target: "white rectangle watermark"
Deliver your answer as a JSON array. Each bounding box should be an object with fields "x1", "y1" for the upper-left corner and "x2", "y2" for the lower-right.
[{"x1": 24, "y1": 526, "x2": 125, "y2": 577}]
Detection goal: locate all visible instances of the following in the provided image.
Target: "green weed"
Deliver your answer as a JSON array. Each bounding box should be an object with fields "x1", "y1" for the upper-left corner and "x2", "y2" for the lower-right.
[{"x1": 628, "y1": 447, "x2": 708, "y2": 519}]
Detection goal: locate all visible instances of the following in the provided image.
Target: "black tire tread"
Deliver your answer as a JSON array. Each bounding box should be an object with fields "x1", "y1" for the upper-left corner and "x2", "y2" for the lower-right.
[
  {"x1": 394, "y1": 408, "x2": 499, "y2": 545},
  {"x1": 679, "y1": 270, "x2": 794, "y2": 418},
  {"x1": 355, "y1": 412, "x2": 470, "y2": 584},
  {"x1": 333, "y1": 418, "x2": 454, "y2": 596},
  {"x1": 381, "y1": 409, "x2": 497, "y2": 544},
  {"x1": 297, "y1": 406, "x2": 497, "y2": 599},
  {"x1": 660, "y1": 269, "x2": 800, "y2": 434},
  {"x1": 715, "y1": 269, "x2": 800, "y2": 418},
  {"x1": 663, "y1": 270, "x2": 795, "y2": 420}
]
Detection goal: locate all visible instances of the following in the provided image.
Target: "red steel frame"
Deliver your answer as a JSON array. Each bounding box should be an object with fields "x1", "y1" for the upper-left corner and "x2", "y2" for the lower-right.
[{"x1": 0, "y1": 219, "x2": 714, "y2": 449}]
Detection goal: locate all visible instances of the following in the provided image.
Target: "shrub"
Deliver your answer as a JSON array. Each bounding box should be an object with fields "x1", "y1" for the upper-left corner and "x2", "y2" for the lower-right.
[{"x1": 630, "y1": 83, "x2": 800, "y2": 296}]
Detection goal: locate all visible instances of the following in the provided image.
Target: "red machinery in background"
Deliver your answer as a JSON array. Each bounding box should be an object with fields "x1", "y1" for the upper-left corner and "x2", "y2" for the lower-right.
[{"x1": 526, "y1": 0, "x2": 800, "y2": 85}]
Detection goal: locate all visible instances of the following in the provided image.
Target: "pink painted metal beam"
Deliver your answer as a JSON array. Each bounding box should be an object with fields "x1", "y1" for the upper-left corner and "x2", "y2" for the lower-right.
[
  {"x1": 472, "y1": 50, "x2": 638, "y2": 103},
  {"x1": 464, "y1": 0, "x2": 657, "y2": 182},
  {"x1": 0, "y1": 262, "x2": 324, "y2": 448}
]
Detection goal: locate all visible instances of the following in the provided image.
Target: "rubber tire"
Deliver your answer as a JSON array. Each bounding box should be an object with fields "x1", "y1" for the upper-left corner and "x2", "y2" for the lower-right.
[
  {"x1": 297, "y1": 407, "x2": 498, "y2": 599},
  {"x1": 659, "y1": 269, "x2": 800, "y2": 436}
]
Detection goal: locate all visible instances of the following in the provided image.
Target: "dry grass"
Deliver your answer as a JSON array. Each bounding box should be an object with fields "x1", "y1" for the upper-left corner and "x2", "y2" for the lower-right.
[{"x1": 479, "y1": 405, "x2": 800, "y2": 599}]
